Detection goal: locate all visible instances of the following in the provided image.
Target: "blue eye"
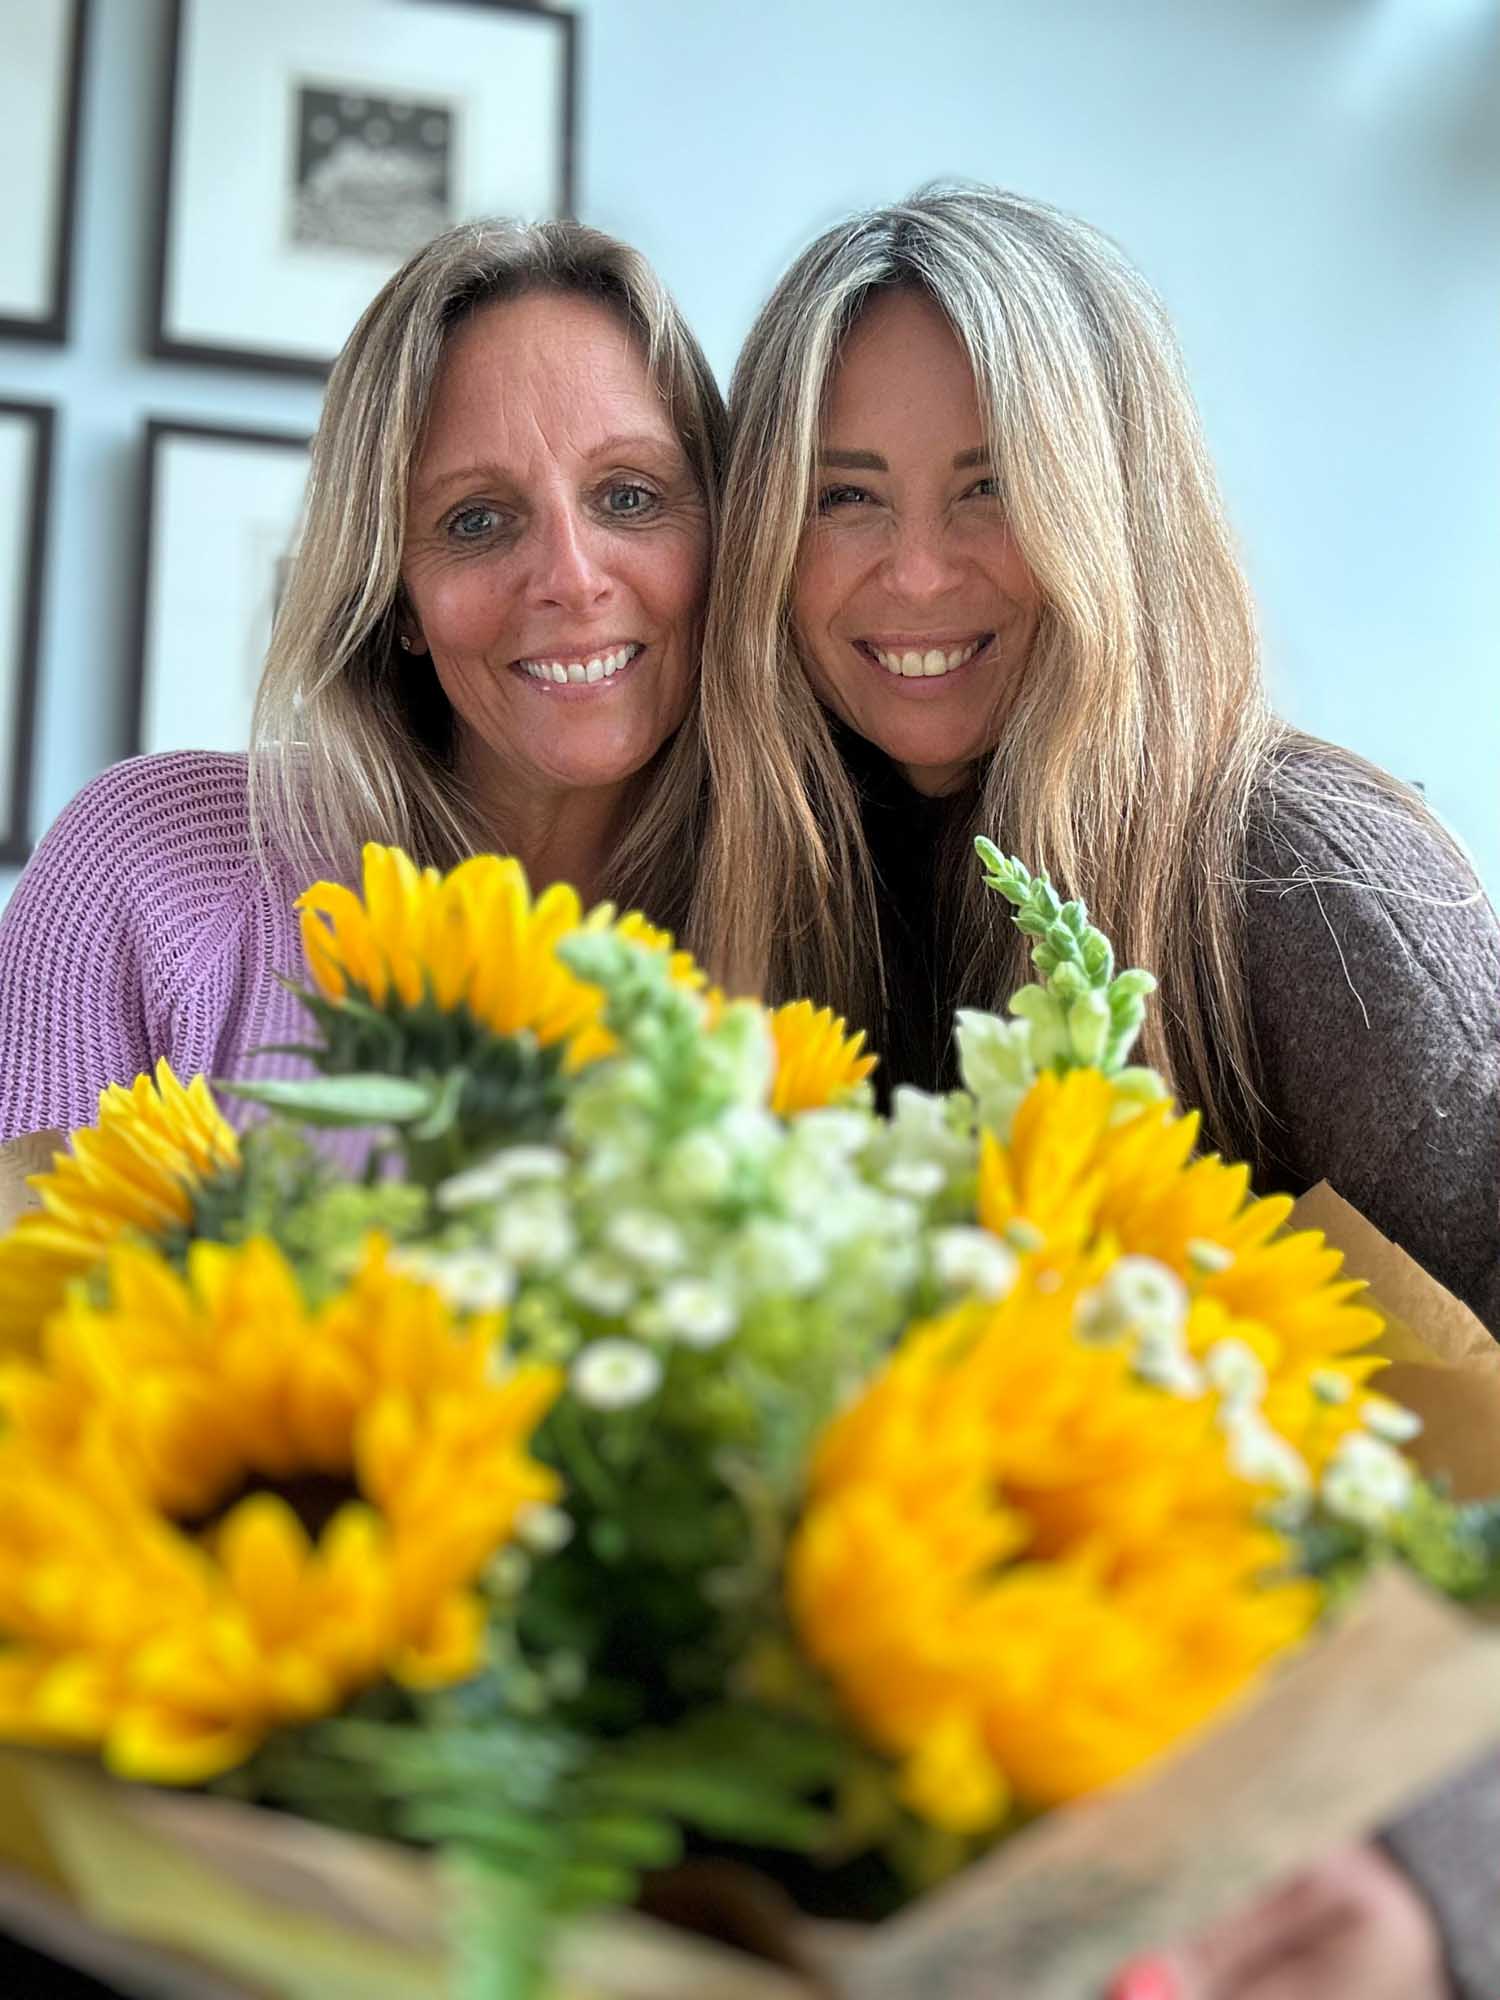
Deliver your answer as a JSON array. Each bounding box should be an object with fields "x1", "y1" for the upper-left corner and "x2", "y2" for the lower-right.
[
  {"x1": 448, "y1": 504, "x2": 500, "y2": 542},
  {"x1": 603, "y1": 482, "x2": 657, "y2": 518}
]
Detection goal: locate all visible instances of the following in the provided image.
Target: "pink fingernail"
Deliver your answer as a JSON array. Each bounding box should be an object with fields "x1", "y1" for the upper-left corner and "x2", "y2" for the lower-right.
[{"x1": 1106, "y1": 1960, "x2": 1180, "y2": 2000}]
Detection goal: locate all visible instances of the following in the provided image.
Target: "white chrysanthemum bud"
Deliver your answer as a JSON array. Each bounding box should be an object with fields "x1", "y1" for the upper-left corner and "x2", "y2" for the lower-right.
[
  {"x1": 571, "y1": 1338, "x2": 663, "y2": 1410},
  {"x1": 1361, "y1": 1396, "x2": 1423, "y2": 1444},
  {"x1": 493, "y1": 1193, "x2": 576, "y2": 1272},
  {"x1": 650, "y1": 1278, "x2": 738, "y2": 1350},
  {"x1": 931, "y1": 1227, "x2": 1019, "y2": 1302},
  {"x1": 604, "y1": 1209, "x2": 687, "y2": 1272},
  {"x1": 1311, "y1": 1368, "x2": 1355, "y2": 1406},
  {"x1": 1187, "y1": 1238, "x2": 1235, "y2": 1275},
  {"x1": 516, "y1": 1502, "x2": 575, "y2": 1554},
  {"x1": 1322, "y1": 1432, "x2": 1415, "y2": 1529},
  {"x1": 1223, "y1": 1407, "x2": 1312, "y2": 1498},
  {"x1": 437, "y1": 1146, "x2": 568, "y2": 1209},
  {"x1": 1205, "y1": 1337, "x2": 1267, "y2": 1408},
  {"x1": 565, "y1": 1255, "x2": 638, "y2": 1317}
]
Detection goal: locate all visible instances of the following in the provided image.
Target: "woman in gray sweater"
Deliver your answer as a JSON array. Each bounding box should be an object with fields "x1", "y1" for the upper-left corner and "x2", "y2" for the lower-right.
[{"x1": 694, "y1": 185, "x2": 1499, "y2": 2000}]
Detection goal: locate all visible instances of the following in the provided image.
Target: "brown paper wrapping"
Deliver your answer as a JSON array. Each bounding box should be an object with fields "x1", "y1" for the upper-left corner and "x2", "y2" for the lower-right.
[{"x1": 1290, "y1": 1182, "x2": 1500, "y2": 1499}]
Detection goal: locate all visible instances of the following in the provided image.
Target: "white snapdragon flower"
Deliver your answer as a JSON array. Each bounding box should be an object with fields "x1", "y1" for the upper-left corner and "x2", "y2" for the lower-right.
[
  {"x1": 658, "y1": 1129, "x2": 736, "y2": 1205},
  {"x1": 571, "y1": 1338, "x2": 663, "y2": 1410},
  {"x1": 955, "y1": 1008, "x2": 1037, "y2": 1140}
]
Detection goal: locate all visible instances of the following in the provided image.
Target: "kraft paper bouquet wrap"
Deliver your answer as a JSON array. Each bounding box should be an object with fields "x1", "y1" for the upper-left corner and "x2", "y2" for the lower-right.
[{"x1": 1, "y1": 840, "x2": 1498, "y2": 2000}]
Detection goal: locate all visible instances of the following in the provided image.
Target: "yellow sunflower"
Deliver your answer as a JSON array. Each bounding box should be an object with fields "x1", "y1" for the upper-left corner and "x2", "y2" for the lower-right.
[
  {"x1": 297, "y1": 844, "x2": 704, "y2": 1072},
  {"x1": 0, "y1": 1234, "x2": 560, "y2": 1783},
  {"x1": 0, "y1": 1061, "x2": 241, "y2": 1355},
  {"x1": 765, "y1": 1002, "x2": 878, "y2": 1116},
  {"x1": 975, "y1": 1069, "x2": 1385, "y2": 1472},
  {"x1": 786, "y1": 1269, "x2": 1319, "y2": 1836}
]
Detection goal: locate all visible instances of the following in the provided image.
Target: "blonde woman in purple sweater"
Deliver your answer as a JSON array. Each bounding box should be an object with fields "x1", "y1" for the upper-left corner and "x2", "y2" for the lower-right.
[{"x1": 0, "y1": 218, "x2": 725, "y2": 1193}]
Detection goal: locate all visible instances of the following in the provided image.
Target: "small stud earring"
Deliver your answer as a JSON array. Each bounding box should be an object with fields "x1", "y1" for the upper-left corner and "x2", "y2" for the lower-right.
[{"x1": 399, "y1": 634, "x2": 413, "y2": 653}]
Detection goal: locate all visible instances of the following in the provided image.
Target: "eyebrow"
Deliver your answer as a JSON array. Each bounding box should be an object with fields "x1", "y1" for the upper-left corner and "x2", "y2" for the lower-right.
[
  {"x1": 818, "y1": 446, "x2": 991, "y2": 472},
  {"x1": 414, "y1": 432, "x2": 683, "y2": 506}
]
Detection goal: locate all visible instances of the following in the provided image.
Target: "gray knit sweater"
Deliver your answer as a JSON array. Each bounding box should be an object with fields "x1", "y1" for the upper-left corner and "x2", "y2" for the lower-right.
[{"x1": 1243, "y1": 747, "x2": 1500, "y2": 1999}]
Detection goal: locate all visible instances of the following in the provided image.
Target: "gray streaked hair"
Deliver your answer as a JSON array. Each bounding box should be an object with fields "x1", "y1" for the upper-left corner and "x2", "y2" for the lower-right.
[{"x1": 250, "y1": 216, "x2": 725, "y2": 926}]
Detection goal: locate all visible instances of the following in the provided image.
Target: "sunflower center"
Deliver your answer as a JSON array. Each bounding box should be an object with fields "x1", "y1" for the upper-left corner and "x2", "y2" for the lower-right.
[{"x1": 180, "y1": 1471, "x2": 357, "y2": 1544}]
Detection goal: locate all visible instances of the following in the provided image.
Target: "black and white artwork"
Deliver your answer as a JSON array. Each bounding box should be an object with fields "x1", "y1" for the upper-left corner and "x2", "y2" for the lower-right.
[
  {"x1": 290, "y1": 85, "x2": 456, "y2": 259},
  {"x1": 0, "y1": 0, "x2": 88, "y2": 341},
  {"x1": 131, "y1": 422, "x2": 312, "y2": 758},
  {"x1": 0, "y1": 403, "x2": 51, "y2": 864},
  {"x1": 153, "y1": 0, "x2": 575, "y2": 376}
]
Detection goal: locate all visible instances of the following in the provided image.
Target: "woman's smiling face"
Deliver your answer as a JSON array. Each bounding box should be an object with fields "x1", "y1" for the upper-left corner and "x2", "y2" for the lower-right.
[
  {"x1": 793, "y1": 287, "x2": 1042, "y2": 794},
  {"x1": 401, "y1": 290, "x2": 710, "y2": 818}
]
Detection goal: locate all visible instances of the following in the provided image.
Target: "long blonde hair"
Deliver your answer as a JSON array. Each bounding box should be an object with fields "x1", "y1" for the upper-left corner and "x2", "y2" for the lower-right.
[
  {"x1": 251, "y1": 218, "x2": 725, "y2": 925},
  {"x1": 695, "y1": 185, "x2": 1288, "y2": 1154}
]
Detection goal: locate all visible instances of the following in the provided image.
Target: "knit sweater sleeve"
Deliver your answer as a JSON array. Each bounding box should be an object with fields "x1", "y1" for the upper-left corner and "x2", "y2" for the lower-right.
[
  {"x1": 1243, "y1": 747, "x2": 1500, "y2": 1335},
  {"x1": 0, "y1": 751, "x2": 257, "y2": 1142}
]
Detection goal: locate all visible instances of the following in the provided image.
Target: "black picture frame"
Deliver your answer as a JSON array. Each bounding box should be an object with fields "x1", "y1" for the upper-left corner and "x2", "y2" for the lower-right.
[
  {"x1": 0, "y1": 403, "x2": 53, "y2": 867},
  {"x1": 0, "y1": 0, "x2": 90, "y2": 344},
  {"x1": 150, "y1": 0, "x2": 578, "y2": 378},
  {"x1": 129, "y1": 417, "x2": 313, "y2": 759}
]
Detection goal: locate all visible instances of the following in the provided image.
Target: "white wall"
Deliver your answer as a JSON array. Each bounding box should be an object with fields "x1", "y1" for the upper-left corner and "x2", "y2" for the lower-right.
[{"x1": 3, "y1": 0, "x2": 1496, "y2": 910}]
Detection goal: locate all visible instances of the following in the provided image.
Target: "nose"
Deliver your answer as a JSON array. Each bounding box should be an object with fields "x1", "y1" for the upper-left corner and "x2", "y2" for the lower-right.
[
  {"x1": 880, "y1": 513, "x2": 966, "y2": 604},
  {"x1": 530, "y1": 503, "x2": 612, "y2": 612}
]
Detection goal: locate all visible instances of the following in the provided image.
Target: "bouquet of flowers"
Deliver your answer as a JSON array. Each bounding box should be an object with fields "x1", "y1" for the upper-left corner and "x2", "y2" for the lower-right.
[{"x1": 0, "y1": 842, "x2": 1497, "y2": 1998}]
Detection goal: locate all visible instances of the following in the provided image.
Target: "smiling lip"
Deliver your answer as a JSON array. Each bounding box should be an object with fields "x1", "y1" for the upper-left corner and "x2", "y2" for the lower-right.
[
  {"x1": 511, "y1": 642, "x2": 645, "y2": 689},
  {"x1": 855, "y1": 634, "x2": 992, "y2": 682}
]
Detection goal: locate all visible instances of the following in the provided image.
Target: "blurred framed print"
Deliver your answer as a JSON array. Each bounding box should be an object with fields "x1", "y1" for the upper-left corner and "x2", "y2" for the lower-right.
[
  {"x1": 131, "y1": 420, "x2": 311, "y2": 758},
  {"x1": 0, "y1": 403, "x2": 51, "y2": 865},
  {"x1": 152, "y1": 0, "x2": 576, "y2": 376},
  {"x1": 0, "y1": 0, "x2": 89, "y2": 341}
]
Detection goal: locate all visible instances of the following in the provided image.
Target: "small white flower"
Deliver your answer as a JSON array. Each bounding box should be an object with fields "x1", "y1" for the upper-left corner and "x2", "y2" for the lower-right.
[
  {"x1": 565, "y1": 1254, "x2": 638, "y2": 1317},
  {"x1": 931, "y1": 1227, "x2": 1019, "y2": 1302},
  {"x1": 1187, "y1": 1238, "x2": 1235, "y2": 1275},
  {"x1": 603, "y1": 1209, "x2": 687, "y2": 1272},
  {"x1": 493, "y1": 1194, "x2": 576, "y2": 1272},
  {"x1": 793, "y1": 1108, "x2": 873, "y2": 1163},
  {"x1": 735, "y1": 1219, "x2": 827, "y2": 1297},
  {"x1": 516, "y1": 1502, "x2": 575, "y2": 1555},
  {"x1": 1205, "y1": 1338, "x2": 1267, "y2": 1409},
  {"x1": 425, "y1": 1251, "x2": 515, "y2": 1313},
  {"x1": 1004, "y1": 1217, "x2": 1046, "y2": 1256},
  {"x1": 1360, "y1": 1396, "x2": 1423, "y2": 1445},
  {"x1": 1322, "y1": 1432, "x2": 1415, "y2": 1530},
  {"x1": 571, "y1": 1338, "x2": 663, "y2": 1411},
  {"x1": 651, "y1": 1278, "x2": 739, "y2": 1349},
  {"x1": 437, "y1": 1146, "x2": 568, "y2": 1210},
  {"x1": 1134, "y1": 1326, "x2": 1205, "y2": 1398},
  {"x1": 1076, "y1": 1255, "x2": 1187, "y2": 1345},
  {"x1": 881, "y1": 1158, "x2": 948, "y2": 1200},
  {"x1": 1222, "y1": 1407, "x2": 1311, "y2": 1498}
]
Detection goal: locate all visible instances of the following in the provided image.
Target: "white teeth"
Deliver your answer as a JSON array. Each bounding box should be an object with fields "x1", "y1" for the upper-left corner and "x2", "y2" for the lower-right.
[
  {"x1": 869, "y1": 638, "x2": 984, "y2": 679},
  {"x1": 519, "y1": 644, "x2": 640, "y2": 684}
]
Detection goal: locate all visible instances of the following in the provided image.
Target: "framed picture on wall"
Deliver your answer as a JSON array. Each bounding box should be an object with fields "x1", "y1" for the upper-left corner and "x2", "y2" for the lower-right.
[
  {"x1": 131, "y1": 420, "x2": 311, "y2": 758},
  {"x1": 0, "y1": 0, "x2": 90, "y2": 341},
  {"x1": 0, "y1": 403, "x2": 52, "y2": 865},
  {"x1": 151, "y1": 0, "x2": 577, "y2": 376}
]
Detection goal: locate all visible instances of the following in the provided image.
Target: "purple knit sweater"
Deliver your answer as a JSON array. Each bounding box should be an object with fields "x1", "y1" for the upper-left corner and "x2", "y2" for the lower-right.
[{"x1": 0, "y1": 751, "x2": 317, "y2": 1143}]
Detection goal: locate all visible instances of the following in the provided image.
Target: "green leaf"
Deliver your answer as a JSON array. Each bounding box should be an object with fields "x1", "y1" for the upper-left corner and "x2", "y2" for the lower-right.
[{"x1": 220, "y1": 1074, "x2": 437, "y2": 1126}]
